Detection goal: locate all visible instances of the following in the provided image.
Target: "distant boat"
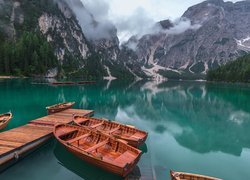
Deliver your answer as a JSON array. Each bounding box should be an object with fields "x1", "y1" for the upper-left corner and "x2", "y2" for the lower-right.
[
  {"x1": 73, "y1": 116, "x2": 148, "y2": 147},
  {"x1": 50, "y1": 82, "x2": 75, "y2": 85},
  {"x1": 170, "y1": 170, "x2": 222, "y2": 180},
  {"x1": 0, "y1": 112, "x2": 12, "y2": 130},
  {"x1": 50, "y1": 81, "x2": 96, "y2": 85},
  {"x1": 46, "y1": 102, "x2": 75, "y2": 114},
  {"x1": 54, "y1": 124, "x2": 142, "y2": 177}
]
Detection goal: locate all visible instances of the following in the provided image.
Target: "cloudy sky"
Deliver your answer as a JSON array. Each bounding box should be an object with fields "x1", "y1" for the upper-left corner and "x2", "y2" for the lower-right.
[{"x1": 81, "y1": 0, "x2": 243, "y2": 42}]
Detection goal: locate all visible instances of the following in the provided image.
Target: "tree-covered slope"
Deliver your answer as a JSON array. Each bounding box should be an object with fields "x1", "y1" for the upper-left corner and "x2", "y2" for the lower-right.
[
  {"x1": 207, "y1": 54, "x2": 250, "y2": 82},
  {"x1": 0, "y1": 32, "x2": 58, "y2": 76}
]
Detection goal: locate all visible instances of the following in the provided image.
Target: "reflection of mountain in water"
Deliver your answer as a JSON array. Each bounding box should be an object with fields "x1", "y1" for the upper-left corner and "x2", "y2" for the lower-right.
[
  {"x1": 153, "y1": 82, "x2": 250, "y2": 156},
  {"x1": 98, "y1": 80, "x2": 250, "y2": 157},
  {"x1": 1, "y1": 79, "x2": 250, "y2": 157}
]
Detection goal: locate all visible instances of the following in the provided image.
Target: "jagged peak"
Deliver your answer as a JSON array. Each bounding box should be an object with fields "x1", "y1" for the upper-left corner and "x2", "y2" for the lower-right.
[{"x1": 158, "y1": 20, "x2": 174, "y2": 30}]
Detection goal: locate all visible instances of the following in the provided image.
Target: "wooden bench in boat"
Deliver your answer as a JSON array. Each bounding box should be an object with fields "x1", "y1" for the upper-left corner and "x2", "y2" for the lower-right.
[
  {"x1": 0, "y1": 118, "x2": 7, "y2": 123},
  {"x1": 58, "y1": 130, "x2": 78, "y2": 139},
  {"x1": 77, "y1": 118, "x2": 90, "y2": 124},
  {"x1": 86, "y1": 140, "x2": 109, "y2": 153},
  {"x1": 67, "y1": 133, "x2": 91, "y2": 144},
  {"x1": 109, "y1": 125, "x2": 121, "y2": 134},
  {"x1": 91, "y1": 121, "x2": 104, "y2": 128},
  {"x1": 113, "y1": 151, "x2": 135, "y2": 167}
]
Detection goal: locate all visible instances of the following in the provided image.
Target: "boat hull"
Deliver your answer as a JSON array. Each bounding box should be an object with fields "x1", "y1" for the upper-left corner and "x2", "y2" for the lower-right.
[
  {"x1": 170, "y1": 170, "x2": 222, "y2": 180},
  {"x1": 64, "y1": 145, "x2": 139, "y2": 177},
  {"x1": 0, "y1": 113, "x2": 12, "y2": 130},
  {"x1": 47, "y1": 102, "x2": 75, "y2": 114},
  {"x1": 54, "y1": 124, "x2": 142, "y2": 177}
]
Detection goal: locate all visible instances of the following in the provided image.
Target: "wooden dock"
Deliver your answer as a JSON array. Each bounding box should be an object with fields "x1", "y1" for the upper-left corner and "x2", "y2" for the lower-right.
[{"x1": 0, "y1": 108, "x2": 94, "y2": 171}]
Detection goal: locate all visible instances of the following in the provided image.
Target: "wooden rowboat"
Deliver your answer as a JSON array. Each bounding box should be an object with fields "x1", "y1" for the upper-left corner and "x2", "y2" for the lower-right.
[
  {"x1": 73, "y1": 116, "x2": 148, "y2": 147},
  {"x1": 0, "y1": 112, "x2": 12, "y2": 130},
  {"x1": 50, "y1": 81, "x2": 95, "y2": 85},
  {"x1": 54, "y1": 124, "x2": 142, "y2": 177},
  {"x1": 46, "y1": 102, "x2": 75, "y2": 114},
  {"x1": 50, "y1": 82, "x2": 75, "y2": 85},
  {"x1": 170, "y1": 170, "x2": 222, "y2": 180}
]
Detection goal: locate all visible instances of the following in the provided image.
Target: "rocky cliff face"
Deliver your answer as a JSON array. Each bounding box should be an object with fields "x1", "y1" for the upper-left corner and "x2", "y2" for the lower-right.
[
  {"x1": 0, "y1": 0, "x2": 134, "y2": 78},
  {"x1": 123, "y1": 0, "x2": 250, "y2": 80},
  {"x1": 1, "y1": 0, "x2": 250, "y2": 80},
  {"x1": 38, "y1": 0, "x2": 89, "y2": 66}
]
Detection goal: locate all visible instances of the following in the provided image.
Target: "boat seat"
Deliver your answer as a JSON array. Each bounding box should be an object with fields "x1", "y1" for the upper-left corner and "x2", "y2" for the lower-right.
[
  {"x1": 67, "y1": 133, "x2": 91, "y2": 144},
  {"x1": 58, "y1": 130, "x2": 78, "y2": 139},
  {"x1": 130, "y1": 132, "x2": 144, "y2": 139},
  {"x1": 113, "y1": 151, "x2": 135, "y2": 167},
  {"x1": 77, "y1": 118, "x2": 90, "y2": 124},
  {"x1": 91, "y1": 121, "x2": 104, "y2": 128},
  {"x1": 0, "y1": 118, "x2": 7, "y2": 122},
  {"x1": 109, "y1": 125, "x2": 121, "y2": 134},
  {"x1": 85, "y1": 140, "x2": 109, "y2": 153}
]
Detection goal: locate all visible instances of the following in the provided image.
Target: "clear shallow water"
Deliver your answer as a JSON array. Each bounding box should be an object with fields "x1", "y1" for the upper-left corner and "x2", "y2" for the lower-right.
[{"x1": 0, "y1": 79, "x2": 250, "y2": 180}]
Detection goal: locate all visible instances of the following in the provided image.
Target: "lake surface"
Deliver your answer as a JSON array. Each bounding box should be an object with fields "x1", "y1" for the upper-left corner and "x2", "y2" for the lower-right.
[{"x1": 0, "y1": 79, "x2": 250, "y2": 180}]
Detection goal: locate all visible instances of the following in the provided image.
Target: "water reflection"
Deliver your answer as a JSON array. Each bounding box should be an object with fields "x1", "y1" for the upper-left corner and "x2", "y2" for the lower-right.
[
  {"x1": 1, "y1": 79, "x2": 249, "y2": 155},
  {"x1": 0, "y1": 79, "x2": 250, "y2": 180}
]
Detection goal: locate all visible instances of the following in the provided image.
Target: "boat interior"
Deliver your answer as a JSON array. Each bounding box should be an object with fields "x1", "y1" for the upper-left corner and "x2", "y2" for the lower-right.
[
  {"x1": 74, "y1": 116, "x2": 146, "y2": 140},
  {"x1": 56, "y1": 125, "x2": 139, "y2": 167},
  {"x1": 170, "y1": 170, "x2": 220, "y2": 180},
  {"x1": 0, "y1": 115, "x2": 9, "y2": 123}
]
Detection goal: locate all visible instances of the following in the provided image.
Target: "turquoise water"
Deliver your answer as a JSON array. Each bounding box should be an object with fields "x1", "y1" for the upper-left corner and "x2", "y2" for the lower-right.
[{"x1": 0, "y1": 79, "x2": 250, "y2": 180}]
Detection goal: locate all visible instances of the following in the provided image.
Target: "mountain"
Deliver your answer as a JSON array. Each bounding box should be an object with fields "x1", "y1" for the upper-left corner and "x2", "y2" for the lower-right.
[
  {"x1": 122, "y1": 0, "x2": 250, "y2": 80},
  {"x1": 1, "y1": 0, "x2": 250, "y2": 80},
  {"x1": 0, "y1": 0, "x2": 134, "y2": 79}
]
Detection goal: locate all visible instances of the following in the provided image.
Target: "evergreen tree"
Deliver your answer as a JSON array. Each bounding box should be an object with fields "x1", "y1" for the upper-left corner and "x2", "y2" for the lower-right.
[{"x1": 207, "y1": 54, "x2": 250, "y2": 83}]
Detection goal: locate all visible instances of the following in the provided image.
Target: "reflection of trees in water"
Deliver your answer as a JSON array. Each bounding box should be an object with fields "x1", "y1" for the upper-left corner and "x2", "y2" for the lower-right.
[
  {"x1": 98, "y1": 80, "x2": 250, "y2": 157},
  {"x1": 50, "y1": 80, "x2": 250, "y2": 157},
  {"x1": 1, "y1": 79, "x2": 250, "y2": 156},
  {"x1": 135, "y1": 81, "x2": 250, "y2": 156}
]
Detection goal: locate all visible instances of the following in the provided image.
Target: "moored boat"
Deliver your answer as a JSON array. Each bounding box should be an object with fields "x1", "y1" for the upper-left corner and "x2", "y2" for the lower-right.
[
  {"x1": 54, "y1": 124, "x2": 142, "y2": 177},
  {"x1": 50, "y1": 82, "x2": 75, "y2": 85},
  {"x1": 50, "y1": 81, "x2": 96, "y2": 85},
  {"x1": 73, "y1": 116, "x2": 148, "y2": 147},
  {"x1": 46, "y1": 102, "x2": 75, "y2": 114},
  {"x1": 170, "y1": 170, "x2": 222, "y2": 180},
  {"x1": 0, "y1": 112, "x2": 12, "y2": 130}
]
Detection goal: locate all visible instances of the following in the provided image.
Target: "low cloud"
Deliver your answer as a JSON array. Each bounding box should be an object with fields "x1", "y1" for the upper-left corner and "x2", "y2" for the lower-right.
[
  {"x1": 113, "y1": 6, "x2": 201, "y2": 44},
  {"x1": 114, "y1": 7, "x2": 157, "y2": 43},
  {"x1": 65, "y1": 0, "x2": 114, "y2": 41},
  {"x1": 65, "y1": 0, "x2": 201, "y2": 44},
  {"x1": 123, "y1": 18, "x2": 201, "y2": 51},
  {"x1": 166, "y1": 18, "x2": 201, "y2": 34}
]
